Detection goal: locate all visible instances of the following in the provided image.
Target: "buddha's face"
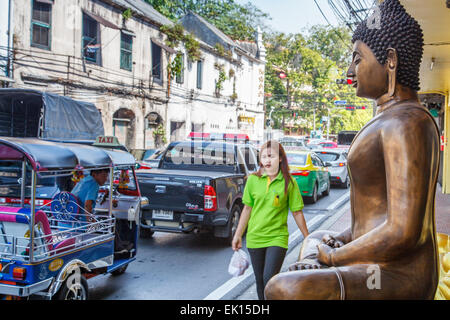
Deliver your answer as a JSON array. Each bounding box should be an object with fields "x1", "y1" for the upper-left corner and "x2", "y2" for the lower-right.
[{"x1": 347, "y1": 40, "x2": 389, "y2": 99}]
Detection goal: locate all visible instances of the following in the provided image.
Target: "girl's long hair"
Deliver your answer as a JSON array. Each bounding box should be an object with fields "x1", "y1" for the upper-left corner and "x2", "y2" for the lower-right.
[{"x1": 253, "y1": 140, "x2": 293, "y2": 195}]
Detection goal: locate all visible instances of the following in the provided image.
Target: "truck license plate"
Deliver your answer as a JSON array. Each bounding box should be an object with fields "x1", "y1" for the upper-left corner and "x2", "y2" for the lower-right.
[{"x1": 152, "y1": 210, "x2": 174, "y2": 220}]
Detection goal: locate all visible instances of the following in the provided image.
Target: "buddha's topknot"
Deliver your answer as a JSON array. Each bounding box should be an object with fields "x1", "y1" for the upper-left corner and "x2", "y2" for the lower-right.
[{"x1": 352, "y1": 0, "x2": 424, "y2": 91}]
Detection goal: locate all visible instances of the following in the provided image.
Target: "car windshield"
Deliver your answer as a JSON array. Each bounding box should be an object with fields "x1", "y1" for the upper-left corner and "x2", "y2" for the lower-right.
[
  {"x1": 320, "y1": 143, "x2": 335, "y2": 147},
  {"x1": 142, "y1": 149, "x2": 158, "y2": 161},
  {"x1": 308, "y1": 144, "x2": 321, "y2": 150},
  {"x1": 281, "y1": 141, "x2": 304, "y2": 147},
  {"x1": 286, "y1": 153, "x2": 307, "y2": 165},
  {"x1": 163, "y1": 142, "x2": 236, "y2": 166},
  {"x1": 316, "y1": 153, "x2": 340, "y2": 162}
]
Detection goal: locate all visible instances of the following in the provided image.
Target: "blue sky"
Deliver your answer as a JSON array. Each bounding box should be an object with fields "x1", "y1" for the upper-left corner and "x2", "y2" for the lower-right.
[{"x1": 236, "y1": 0, "x2": 340, "y2": 33}]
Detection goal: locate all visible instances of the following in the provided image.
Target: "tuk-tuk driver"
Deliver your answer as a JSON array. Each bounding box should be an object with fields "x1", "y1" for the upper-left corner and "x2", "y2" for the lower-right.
[{"x1": 71, "y1": 169, "x2": 109, "y2": 222}]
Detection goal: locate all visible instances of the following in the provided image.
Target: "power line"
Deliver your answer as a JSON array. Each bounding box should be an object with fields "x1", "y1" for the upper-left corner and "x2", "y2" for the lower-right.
[{"x1": 313, "y1": 0, "x2": 353, "y2": 51}]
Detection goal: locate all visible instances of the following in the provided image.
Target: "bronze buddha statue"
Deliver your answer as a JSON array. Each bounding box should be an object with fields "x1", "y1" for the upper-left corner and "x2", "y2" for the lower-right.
[{"x1": 265, "y1": 0, "x2": 440, "y2": 300}]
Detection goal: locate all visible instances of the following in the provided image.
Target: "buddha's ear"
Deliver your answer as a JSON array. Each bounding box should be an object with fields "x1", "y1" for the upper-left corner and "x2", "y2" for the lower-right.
[
  {"x1": 386, "y1": 48, "x2": 398, "y2": 97},
  {"x1": 386, "y1": 48, "x2": 398, "y2": 71}
]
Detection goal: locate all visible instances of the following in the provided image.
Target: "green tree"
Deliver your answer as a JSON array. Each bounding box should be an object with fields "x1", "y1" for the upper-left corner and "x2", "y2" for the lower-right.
[
  {"x1": 264, "y1": 27, "x2": 372, "y2": 136},
  {"x1": 145, "y1": 0, "x2": 271, "y2": 40}
]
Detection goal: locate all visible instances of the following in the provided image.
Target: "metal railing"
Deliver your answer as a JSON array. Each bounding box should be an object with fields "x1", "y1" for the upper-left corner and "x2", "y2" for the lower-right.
[{"x1": 0, "y1": 207, "x2": 115, "y2": 263}]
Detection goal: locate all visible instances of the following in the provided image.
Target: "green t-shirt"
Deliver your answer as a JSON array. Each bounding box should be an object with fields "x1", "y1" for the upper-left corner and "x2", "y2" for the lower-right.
[{"x1": 242, "y1": 170, "x2": 304, "y2": 249}]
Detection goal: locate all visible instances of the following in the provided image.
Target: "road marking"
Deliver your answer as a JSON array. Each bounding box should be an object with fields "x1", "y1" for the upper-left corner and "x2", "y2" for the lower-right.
[
  {"x1": 326, "y1": 191, "x2": 350, "y2": 211},
  {"x1": 203, "y1": 214, "x2": 325, "y2": 300}
]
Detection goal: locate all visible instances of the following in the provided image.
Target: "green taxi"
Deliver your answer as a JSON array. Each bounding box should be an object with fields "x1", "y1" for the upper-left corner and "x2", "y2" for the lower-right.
[{"x1": 286, "y1": 151, "x2": 331, "y2": 203}]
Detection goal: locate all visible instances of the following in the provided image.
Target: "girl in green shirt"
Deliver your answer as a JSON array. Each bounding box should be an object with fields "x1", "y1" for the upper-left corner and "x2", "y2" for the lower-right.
[{"x1": 232, "y1": 140, "x2": 310, "y2": 300}]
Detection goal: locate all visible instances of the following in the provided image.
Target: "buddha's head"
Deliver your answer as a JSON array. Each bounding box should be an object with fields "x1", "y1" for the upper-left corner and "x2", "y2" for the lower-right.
[{"x1": 347, "y1": 0, "x2": 424, "y2": 100}]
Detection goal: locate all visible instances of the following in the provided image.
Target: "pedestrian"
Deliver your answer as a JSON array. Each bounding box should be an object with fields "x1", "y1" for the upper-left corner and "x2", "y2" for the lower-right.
[{"x1": 231, "y1": 140, "x2": 310, "y2": 300}]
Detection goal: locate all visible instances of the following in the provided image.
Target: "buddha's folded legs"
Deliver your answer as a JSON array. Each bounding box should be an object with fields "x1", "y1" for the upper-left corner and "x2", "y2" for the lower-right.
[{"x1": 265, "y1": 231, "x2": 437, "y2": 300}]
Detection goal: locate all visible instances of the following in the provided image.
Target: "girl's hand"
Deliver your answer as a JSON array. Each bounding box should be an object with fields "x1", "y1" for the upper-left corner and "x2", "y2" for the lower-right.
[{"x1": 232, "y1": 235, "x2": 242, "y2": 251}]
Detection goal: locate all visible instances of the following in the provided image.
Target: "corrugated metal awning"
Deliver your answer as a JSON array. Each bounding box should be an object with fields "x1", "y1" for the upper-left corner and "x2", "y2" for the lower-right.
[
  {"x1": 82, "y1": 9, "x2": 120, "y2": 30},
  {"x1": 151, "y1": 38, "x2": 177, "y2": 54},
  {"x1": 36, "y1": 0, "x2": 54, "y2": 4}
]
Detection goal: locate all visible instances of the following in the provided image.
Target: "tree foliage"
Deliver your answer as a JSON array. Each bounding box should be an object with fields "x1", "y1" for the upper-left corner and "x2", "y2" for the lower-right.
[
  {"x1": 264, "y1": 26, "x2": 372, "y2": 135},
  {"x1": 145, "y1": 0, "x2": 271, "y2": 40},
  {"x1": 146, "y1": 0, "x2": 372, "y2": 135}
]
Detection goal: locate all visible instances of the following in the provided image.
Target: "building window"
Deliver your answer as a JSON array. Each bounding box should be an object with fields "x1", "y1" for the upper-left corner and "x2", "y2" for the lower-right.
[
  {"x1": 31, "y1": 0, "x2": 52, "y2": 50},
  {"x1": 196, "y1": 60, "x2": 203, "y2": 90},
  {"x1": 151, "y1": 41, "x2": 162, "y2": 80},
  {"x1": 175, "y1": 54, "x2": 184, "y2": 84},
  {"x1": 82, "y1": 12, "x2": 101, "y2": 64},
  {"x1": 120, "y1": 32, "x2": 133, "y2": 71}
]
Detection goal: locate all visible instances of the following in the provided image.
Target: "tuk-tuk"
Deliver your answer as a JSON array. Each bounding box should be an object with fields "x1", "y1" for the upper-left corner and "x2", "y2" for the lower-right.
[{"x1": 0, "y1": 137, "x2": 146, "y2": 299}]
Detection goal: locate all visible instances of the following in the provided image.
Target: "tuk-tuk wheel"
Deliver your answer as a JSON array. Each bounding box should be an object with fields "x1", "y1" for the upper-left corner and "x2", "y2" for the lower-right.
[
  {"x1": 111, "y1": 264, "x2": 129, "y2": 276},
  {"x1": 55, "y1": 274, "x2": 89, "y2": 300},
  {"x1": 139, "y1": 227, "x2": 154, "y2": 238}
]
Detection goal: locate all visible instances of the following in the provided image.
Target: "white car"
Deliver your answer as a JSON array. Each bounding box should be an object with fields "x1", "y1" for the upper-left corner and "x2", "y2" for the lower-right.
[{"x1": 315, "y1": 149, "x2": 349, "y2": 188}]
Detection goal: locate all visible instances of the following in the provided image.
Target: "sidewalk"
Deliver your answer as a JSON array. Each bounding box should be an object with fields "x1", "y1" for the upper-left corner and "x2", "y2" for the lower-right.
[{"x1": 235, "y1": 184, "x2": 450, "y2": 300}]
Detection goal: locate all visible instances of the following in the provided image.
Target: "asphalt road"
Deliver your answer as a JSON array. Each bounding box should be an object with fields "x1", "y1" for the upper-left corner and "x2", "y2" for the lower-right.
[{"x1": 89, "y1": 186, "x2": 350, "y2": 300}]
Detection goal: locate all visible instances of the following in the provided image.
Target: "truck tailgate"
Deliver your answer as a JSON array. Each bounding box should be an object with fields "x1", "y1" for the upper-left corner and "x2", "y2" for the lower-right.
[{"x1": 137, "y1": 172, "x2": 209, "y2": 212}]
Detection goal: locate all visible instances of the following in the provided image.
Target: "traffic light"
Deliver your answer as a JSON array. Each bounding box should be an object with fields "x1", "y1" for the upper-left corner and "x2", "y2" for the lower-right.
[
  {"x1": 356, "y1": 106, "x2": 366, "y2": 110},
  {"x1": 278, "y1": 72, "x2": 287, "y2": 79},
  {"x1": 336, "y1": 79, "x2": 353, "y2": 85},
  {"x1": 345, "y1": 106, "x2": 356, "y2": 111}
]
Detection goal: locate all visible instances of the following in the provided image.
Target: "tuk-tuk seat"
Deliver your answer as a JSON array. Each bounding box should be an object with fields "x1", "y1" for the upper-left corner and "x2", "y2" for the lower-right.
[
  {"x1": 0, "y1": 206, "x2": 76, "y2": 256},
  {"x1": 0, "y1": 206, "x2": 53, "y2": 252},
  {"x1": 53, "y1": 237, "x2": 76, "y2": 254}
]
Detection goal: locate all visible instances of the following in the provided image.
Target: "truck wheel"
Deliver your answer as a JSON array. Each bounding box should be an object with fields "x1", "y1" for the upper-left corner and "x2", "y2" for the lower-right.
[
  {"x1": 140, "y1": 226, "x2": 154, "y2": 238},
  {"x1": 111, "y1": 264, "x2": 128, "y2": 276},
  {"x1": 214, "y1": 204, "x2": 241, "y2": 244},
  {"x1": 55, "y1": 273, "x2": 89, "y2": 300}
]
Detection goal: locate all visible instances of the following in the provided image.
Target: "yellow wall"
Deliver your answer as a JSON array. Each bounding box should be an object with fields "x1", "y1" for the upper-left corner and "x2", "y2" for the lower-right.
[{"x1": 445, "y1": 93, "x2": 450, "y2": 193}]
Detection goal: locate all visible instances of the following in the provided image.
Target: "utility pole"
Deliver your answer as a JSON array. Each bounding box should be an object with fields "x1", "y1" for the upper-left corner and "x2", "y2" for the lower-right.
[
  {"x1": 313, "y1": 104, "x2": 316, "y2": 132},
  {"x1": 282, "y1": 77, "x2": 291, "y2": 132},
  {"x1": 326, "y1": 107, "x2": 330, "y2": 140}
]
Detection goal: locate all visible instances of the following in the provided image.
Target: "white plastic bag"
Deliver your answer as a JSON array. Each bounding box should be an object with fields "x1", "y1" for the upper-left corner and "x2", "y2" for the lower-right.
[{"x1": 228, "y1": 249, "x2": 250, "y2": 277}]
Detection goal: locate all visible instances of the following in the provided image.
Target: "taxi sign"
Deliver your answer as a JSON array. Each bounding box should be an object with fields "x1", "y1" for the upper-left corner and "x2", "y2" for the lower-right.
[{"x1": 93, "y1": 135, "x2": 122, "y2": 147}]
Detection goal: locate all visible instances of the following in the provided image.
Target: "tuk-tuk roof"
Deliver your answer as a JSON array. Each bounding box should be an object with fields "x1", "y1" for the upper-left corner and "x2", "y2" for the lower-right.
[{"x1": 0, "y1": 137, "x2": 135, "y2": 171}]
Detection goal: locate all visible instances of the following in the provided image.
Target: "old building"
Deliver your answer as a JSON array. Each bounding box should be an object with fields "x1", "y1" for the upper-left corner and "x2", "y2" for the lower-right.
[{"x1": 1, "y1": 0, "x2": 265, "y2": 148}]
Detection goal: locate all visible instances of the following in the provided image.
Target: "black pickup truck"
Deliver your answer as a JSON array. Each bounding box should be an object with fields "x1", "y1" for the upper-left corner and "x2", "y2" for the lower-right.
[{"x1": 136, "y1": 138, "x2": 259, "y2": 242}]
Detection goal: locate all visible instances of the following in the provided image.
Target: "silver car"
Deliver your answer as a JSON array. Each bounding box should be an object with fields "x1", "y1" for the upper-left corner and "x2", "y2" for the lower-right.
[{"x1": 315, "y1": 149, "x2": 349, "y2": 188}]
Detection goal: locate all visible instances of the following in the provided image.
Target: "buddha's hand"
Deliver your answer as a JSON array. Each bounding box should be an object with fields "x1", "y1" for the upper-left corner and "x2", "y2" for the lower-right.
[
  {"x1": 288, "y1": 258, "x2": 324, "y2": 271},
  {"x1": 317, "y1": 243, "x2": 334, "y2": 266},
  {"x1": 322, "y1": 234, "x2": 344, "y2": 248}
]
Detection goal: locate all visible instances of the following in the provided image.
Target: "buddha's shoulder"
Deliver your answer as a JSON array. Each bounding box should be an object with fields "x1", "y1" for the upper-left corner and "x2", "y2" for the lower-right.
[
  {"x1": 382, "y1": 102, "x2": 432, "y2": 121},
  {"x1": 374, "y1": 104, "x2": 439, "y2": 143}
]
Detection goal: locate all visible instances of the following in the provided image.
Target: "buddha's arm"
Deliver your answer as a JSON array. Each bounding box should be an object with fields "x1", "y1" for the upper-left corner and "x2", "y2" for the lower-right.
[
  {"x1": 333, "y1": 227, "x2": 352, "y2": 244},
  {"x1": 322, "y1": 116, "x2": 437, "y2": 266}
]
